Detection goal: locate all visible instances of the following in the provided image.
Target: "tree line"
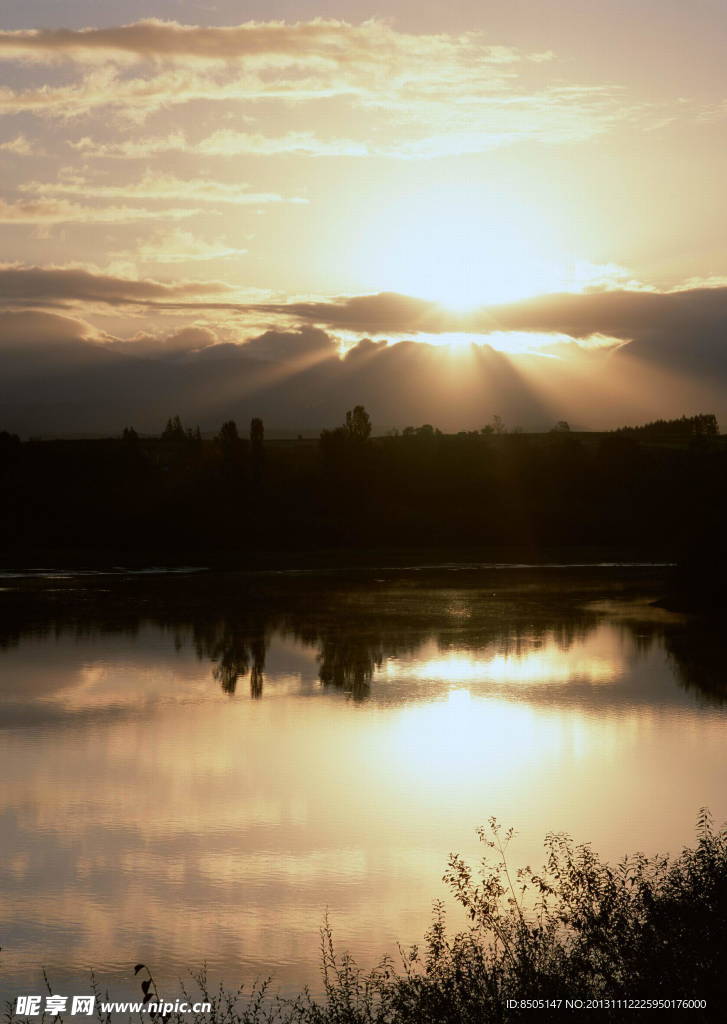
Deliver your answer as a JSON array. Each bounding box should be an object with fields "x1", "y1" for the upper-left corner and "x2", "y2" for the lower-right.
[{"x1": 0, "y1": 408, "x2": 724, "y2": 563}]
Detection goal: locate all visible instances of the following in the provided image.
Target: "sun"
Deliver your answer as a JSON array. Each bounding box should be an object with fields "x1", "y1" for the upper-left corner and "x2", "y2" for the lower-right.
[
  {"x1": 408, "y1": 257, "x2": 497, "y2": 312},
  {"x1": 391, "y1": 235, "x2": 567, "y2": 311},
  {"x1": 354, "y1": 186, "x2": 571, "y2": 310}
]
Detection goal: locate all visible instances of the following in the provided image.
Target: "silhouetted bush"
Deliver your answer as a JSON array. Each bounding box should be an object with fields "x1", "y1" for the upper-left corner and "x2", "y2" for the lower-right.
[{"x1": 33, "y1": 814, "x2": 724, "y2": 1024}]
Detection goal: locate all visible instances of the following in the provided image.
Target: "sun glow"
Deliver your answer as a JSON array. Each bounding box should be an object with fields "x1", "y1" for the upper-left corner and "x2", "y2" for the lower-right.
[
  {"x1": 409, "y1": 251, "x2": 565, "y2": 311},
  {"x1": 408, "y1": 650, "x2": 615, "y2": 686},
  {"x1": 355, "y1": 187, "x2": 576, "y2": 309},
  {"x1": 408, "y1": 330, "x2": 570, "y2": 355},
  {"x1": 375, "y1": 236, "x2": 565, "y2": 311},
  {"x1": 352, "y1": 186, "x2": 639, "y2": 313}
]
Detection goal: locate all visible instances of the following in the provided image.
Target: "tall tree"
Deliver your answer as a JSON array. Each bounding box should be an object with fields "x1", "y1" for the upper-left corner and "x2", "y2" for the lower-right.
[
  {"x1": 250, "y1": 417, "x2": 264, "y2": 483},
  {"x1": 161, "y1": 415, "x2": 186, "y2": 442},
  {"x1": 345, "y1": 405, "x2": 372, "y2": 442},
  {"x1": 217, "y1": 420, "x2": 240, "y2": 447}
]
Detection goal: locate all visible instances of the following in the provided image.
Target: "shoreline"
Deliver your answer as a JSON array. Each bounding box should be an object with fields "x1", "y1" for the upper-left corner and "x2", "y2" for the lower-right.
[{"x1": 0, "y1": 545, "x2": 678, "y2": 574}]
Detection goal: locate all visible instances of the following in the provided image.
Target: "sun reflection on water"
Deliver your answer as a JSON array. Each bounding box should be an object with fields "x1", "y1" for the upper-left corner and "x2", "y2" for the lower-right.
[
  {"x1": 380, "y1": 635, "x2": 618, "y2": 689},
  {"x1": 1, "y1": 598, "x2": 726, "y2": 1001}
]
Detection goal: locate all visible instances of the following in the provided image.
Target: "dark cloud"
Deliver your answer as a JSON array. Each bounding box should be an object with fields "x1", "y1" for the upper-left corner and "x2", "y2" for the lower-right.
[
  {"x1": 106, "y1": 326, "x2": 218, "y2": 357},
  {"x1": 2, "y1": 286, "x2": 727, "y2": 436},
  {"x1": 0, "y1": 315, "x2": 552, "y2": 435},
  {"x1": 11, "y1": 268, "x2": 727, "y2": 392},
  {"x1": 254, "y1": 293, "x2": 450, "y2": 333},
  {"x1": 251, "y1": 286, "x2": 727, "y2": 340},
  {"x1": 0, "y1": 311, "x2": 126, "y2": 393},
  {"x1": 0, "y1": 265, "x2": 233, "y2": 307},
  {"x1": 477, "y1": 287, "x2": 727, "y2": 381},
  {"x1": 0, "y1": 309, "x2": 100, "y2": 347},
  {"x1": 250, "y1": 286, "x2": 727, "y2": 384},
  {"x1": 475, "y1": 287, "x2": 727, "y2": 339},
  {"x1": 239, "y1": 327, "x2": 337, "y2": 363}
]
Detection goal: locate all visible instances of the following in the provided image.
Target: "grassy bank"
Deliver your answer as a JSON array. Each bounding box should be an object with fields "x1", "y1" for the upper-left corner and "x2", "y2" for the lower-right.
[{"x1": 66, "y1": 814, "x2": 727, "y2": 1024}]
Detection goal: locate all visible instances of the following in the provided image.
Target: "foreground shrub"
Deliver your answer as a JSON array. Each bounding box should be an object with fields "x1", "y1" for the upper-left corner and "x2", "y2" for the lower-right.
[
  {"x1": 12, "y1": 813, "x2": 726, "y2": 1023},
  {"x1": 225, "y1": 813, "x2": 726, "y2": 1022}
]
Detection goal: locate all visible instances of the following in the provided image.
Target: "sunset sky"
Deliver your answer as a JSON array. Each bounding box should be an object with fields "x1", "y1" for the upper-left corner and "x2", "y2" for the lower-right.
[{"x1": 2, "y1": 1, "x2": 727, "y2": 434}]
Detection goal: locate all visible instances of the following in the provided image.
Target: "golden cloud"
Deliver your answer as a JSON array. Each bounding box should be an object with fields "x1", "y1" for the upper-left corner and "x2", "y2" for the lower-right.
[
  {"x1": 0, "y1": 18, "x2": 636, "y2": 151},
  {"x1": 0, "y1": 198, "x2": 202, "y2": 224},
  {"x1": 131, "y1": 229, "x2": 248, "y2": 264},
  {"x1": 19, "y1": 173, "x2": 307, "y2": 206}
]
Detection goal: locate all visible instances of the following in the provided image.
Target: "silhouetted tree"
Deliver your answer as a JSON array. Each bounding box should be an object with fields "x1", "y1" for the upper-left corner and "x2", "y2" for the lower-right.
[
  {"x1": 616, "y1": 413, "x2": 719, "y2": 439},
  {"x1": 215, "y1": 420, "x2": 244, "y2": 485},
  {"x1": 4, "y1": 407, "x2": 726, "y2": 560},
  {"x1": 345, "y1": 405, "x2": 371, "y2": 442},
  {"x1": 249, "y1": 633, "x2": 266, "y2": 699},
  {"x1": 217, "y1": 420, "x2": 239, "y2": 446},
  {"x1": 317, "y1": 634, "x2": 380, "y2": 701},
  {"x1": 402, "y1": 424, "x2": 439, "y2": 440},
  {"x1": 161, "y1": 415, "x2": 186, "y2": 442},
  {"x1": 250, "y1": 417, "x2": 264, "y2": 445},
  {"x1": 119, "y1": 426, "x2": 144, "y2": 473},
  {"x1": 250, "y1": 417, "x2": 264, "y2": 483}
]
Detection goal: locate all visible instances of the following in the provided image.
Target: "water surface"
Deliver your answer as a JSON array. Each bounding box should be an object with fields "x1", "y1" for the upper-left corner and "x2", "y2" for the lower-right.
[{"x1": 1, "y1": 567, "x2": 724, "y2": 1002}]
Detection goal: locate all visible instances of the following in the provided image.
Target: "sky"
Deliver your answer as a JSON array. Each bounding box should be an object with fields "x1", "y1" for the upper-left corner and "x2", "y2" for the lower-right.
[{"x1": 1, "y1": 0, "x2": 727, "y2": 435}]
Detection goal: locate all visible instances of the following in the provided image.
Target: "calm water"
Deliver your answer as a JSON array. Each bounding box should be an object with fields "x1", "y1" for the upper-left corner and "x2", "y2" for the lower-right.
[{"x1": 0, "y1": 567, "x2": 725, "y2": 1002}]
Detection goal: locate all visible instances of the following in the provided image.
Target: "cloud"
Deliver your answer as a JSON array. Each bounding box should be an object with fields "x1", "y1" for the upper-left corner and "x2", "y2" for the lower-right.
[
  {"x1": 676, "y1": 275, "x2": 727, "y2": 291},
  {"x1": 236, "y1": 285, "x2": 727, "y2": 397},
  {"x1": 0, "y1": 265, "x2": 234, "y2": 305},
  {"x1": 0, "y1": 309, "x2": 102, "y2": 347},
  {"x1": 0, "y1": 198, "x2": 201, "y2": 225},
  {"x1": 239, "y1": 326, "x2": 338, "y2": 362},
  {"x1": 4, "y1": 275, "x2": 727, "y2": 435},
  {"x1": 132, "y1": 229, "x2": 248, "y2": 264},
  {"x1": 0, "y1": 19, "x2": 522, "y2": 65},
  {"x1": 69, "y1": 110, "x2": 620, "y2": 161},
  {"x1": 0, "y1": 67, "x2": 128, "y2": 118},
  {"x1": 71, "y1": 130, "x2": 372, "y2": 160},
  {"x1": 476, "y1": 287, "x2": 727, "y2": 382},
  {"x1": 106, "y1": 325, "x2": 219, "y2": 357},
  {"x1": 19, "y1": 173, "x2": 307, "y2": 206},
  {"x1": 0, "y1": 134, "x2": 35, "y2": 155},
  {"x1": 246, "y1": 285, "x2": 727, "y2": 354},
  {"x1": 0, "y1": 309, "x2": 123, "y2": 384},
  {"x1": 69, "y1": 132, "x2": 188, "y2": 159},
  {"x1": 0, "y1": 66, "x2": 303, "y2": 121},
  {"x1": 0, "y1": 310, "x2": 218, "y2": 359},
  {"x1": 0, "y1": 19, "x2": 636, "y2": 151},
  {"x1": 9, "y1": 266, "x2": 727, "y2": 385},
  {"x1": 0, "y1": 317, "x2": 553, "y2": 435},
  {"x1": 0, "y1": 299, "x2": 724, "y2": 438},
  {"x1": 252, "y1": 292, "x2": 453, "y2": 333},
  {"x1": 475, "y1": 287, "x2": 727, "y2": 340}
]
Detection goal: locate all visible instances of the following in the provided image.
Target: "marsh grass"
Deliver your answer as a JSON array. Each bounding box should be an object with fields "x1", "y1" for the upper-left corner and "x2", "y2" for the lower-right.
[{"x1": 8, "y1": 813, "x2": 726, "y2": 1023}]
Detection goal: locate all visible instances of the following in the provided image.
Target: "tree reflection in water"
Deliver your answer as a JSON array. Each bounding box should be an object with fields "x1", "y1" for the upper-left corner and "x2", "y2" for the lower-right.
[{"x1": 0, "y1": 567, "x2": 723, "y2": 707}]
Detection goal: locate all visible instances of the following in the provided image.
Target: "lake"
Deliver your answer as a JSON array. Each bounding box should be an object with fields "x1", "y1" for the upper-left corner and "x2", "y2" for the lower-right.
[{"x1": 0, "y1": 565, "x2": 725, "y2": 1004}]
